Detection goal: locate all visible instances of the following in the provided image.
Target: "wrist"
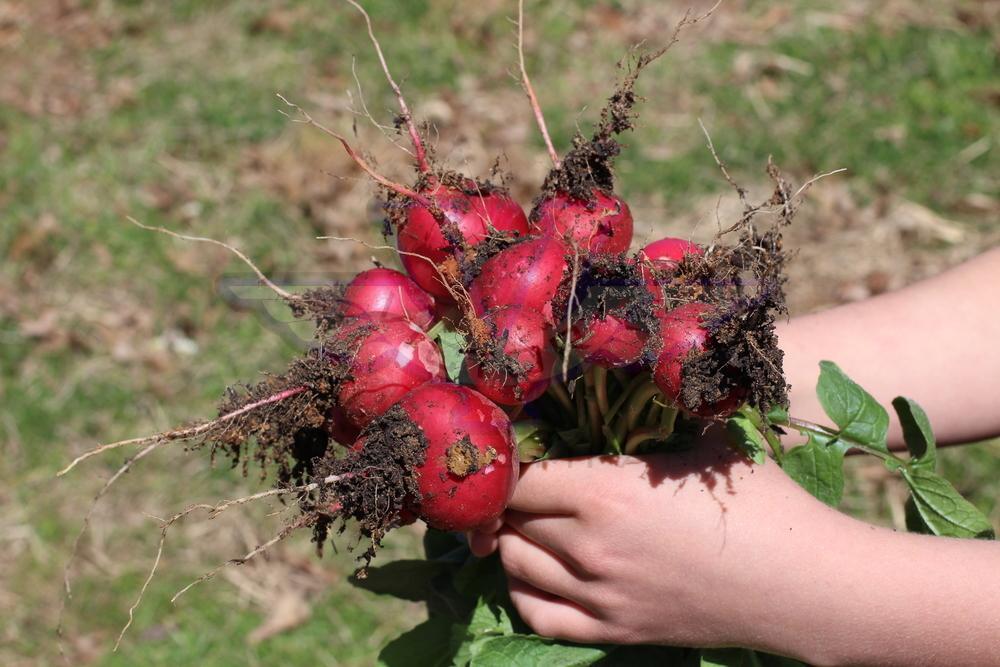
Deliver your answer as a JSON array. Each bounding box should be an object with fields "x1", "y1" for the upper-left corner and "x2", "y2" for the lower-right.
[{"x1": 721, "y1": 488, "x2": 857, "y2": 663}]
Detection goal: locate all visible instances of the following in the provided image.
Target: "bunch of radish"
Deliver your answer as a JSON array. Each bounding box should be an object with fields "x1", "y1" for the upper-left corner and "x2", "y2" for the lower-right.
[
  {"x1": 304, "y1": 118, "x2": 774, "y2": 540},
  {"x1": 64, "y1": 1, "x2": 786, "y2": 569},
  {"x1": 229, "y1": 0, "x2": 786, "y2": 555}
]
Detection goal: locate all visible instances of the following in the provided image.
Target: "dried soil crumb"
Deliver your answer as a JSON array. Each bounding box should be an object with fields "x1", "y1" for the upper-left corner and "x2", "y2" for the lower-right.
[{"x1": 445, "y1": 437, "x2": 496, "y2": 477}]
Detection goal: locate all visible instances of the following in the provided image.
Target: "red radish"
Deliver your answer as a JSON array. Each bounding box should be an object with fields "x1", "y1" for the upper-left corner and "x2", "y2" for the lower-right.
[
  {"x1": 653, "y1": 302, "x2": 711, "y2": 400},
  {"x1": 640, "y1": 237, "x2": 703, "y2": 272},
  {"x1": 467, "y1": 236, "x2": 568, "y2": 324},
  {"x1": 341, "y1": 267, "x2": 436, "y2": 329},
  {"x1": 337, "y1": 3, "x2": 530, "y2": 300},
  {"x1": 397, "y1": 183, "x2": 530, "y2": 299},
  {"x1": 639, "y1": 237, "x2": 704, "y2": 303},
  {"x1": 364, "y1": 383, "x2": 518, "y2": 531},
  {"x1": 653, "y1": 302, "x2": 741, "y2": 417},
  {"x1": 535, "y1": 190, "x2": 633, "y2": 254},
  {"x1": 571, "y1": 313, "x2": 646, "y2": 367},
  {"x1": 325, "y1": 403, "x2": 360, "y2": 446},
  {"x1": 466, "y1": 306, "x2": 555, "y2": 405},
  {"x1": 332, "y1": 317, "x2": 445, "y2": 429}
]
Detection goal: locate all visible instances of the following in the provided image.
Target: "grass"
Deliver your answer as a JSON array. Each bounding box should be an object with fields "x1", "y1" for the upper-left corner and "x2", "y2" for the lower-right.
[{"x1": 1, "y1": 1, "x2": 997, "y2": 665}]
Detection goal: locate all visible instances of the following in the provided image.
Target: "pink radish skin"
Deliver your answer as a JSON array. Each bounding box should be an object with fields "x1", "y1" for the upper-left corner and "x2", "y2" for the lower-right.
[
  {"x1": 466, "y1": 306, "x2": 555, "y2": 406},
  {"x1": 639, "y1": 238, "x2": 704, "y2": 304},
  {"x1": 397, "y1": 183, "x2": 530, "y2": 299},
  {"x1": 333, "y1": 317, "x2": 446, "y2": 429},
  {"x1": 341, "y1": 267, "x2": 436, "y2": 330},
  {"x1": 572, "y1": 313, "x2": 646, "y2": 368},
  {"x1": 468, "y1": 236, "x2": 568, "y2": 324},
  {"x1": 653, "y1": 303, "x2": 741, "y2": 418},
  {"x1": 535, "y1": 190, "x2": 633, "y2": 254},
  {"x1": 377, "y1": 383, "x2": 518, "y2": 531}
]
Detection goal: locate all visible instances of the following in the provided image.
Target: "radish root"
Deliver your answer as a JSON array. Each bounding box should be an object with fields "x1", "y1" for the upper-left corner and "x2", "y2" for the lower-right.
[
  {"x1": 516, "y1": 0, "x2": 559, "y2": 168},
  {"x1": 345, "y1": 0, "x2": 431, "y2": 173}
]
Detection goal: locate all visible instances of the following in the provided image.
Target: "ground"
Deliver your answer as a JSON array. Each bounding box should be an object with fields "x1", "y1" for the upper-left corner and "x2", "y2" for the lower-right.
[{"x1": 1, "y1": 0, "x2": 998, "y2": 665}]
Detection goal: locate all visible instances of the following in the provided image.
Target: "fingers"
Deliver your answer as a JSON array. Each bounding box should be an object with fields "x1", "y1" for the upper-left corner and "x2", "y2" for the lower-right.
[
  {"x1": 502, "y1": 510, "x2": 584, "y2": 568},
  {"x1": 468, "y1": 530, "x2": 498, "y2": 557},
  {"x1": 468, "y1": 509, "x2": 579, "y2": 560},
  {"x1": 507, "y1": 576, "x2": 607, "y2": 643},
  {"x1": 507, "y1": 458, "x2": 600, "y2": 514},
  {"x1": 498, "y1": 526, "x2": 591, "y2": 605},
  {"x1": 467, "y1": 517, "x2": 504, "y2": 557}
]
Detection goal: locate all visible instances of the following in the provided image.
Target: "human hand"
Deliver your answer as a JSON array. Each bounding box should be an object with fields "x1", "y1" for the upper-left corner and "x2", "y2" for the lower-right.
[{"x1": 469, "y1": 431, "x2": 847, "y2": 650}]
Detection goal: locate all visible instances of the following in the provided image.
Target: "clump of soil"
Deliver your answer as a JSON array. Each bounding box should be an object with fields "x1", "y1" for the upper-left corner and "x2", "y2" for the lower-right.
[
  {"x1": 289, "y1": 284, "x2": 345, "y2": 331},
  {"x1": 314, "y1": 404, "x2": 428, "y2": 567},
  {"x1": 203, "y1": 314, "x2": 428, "y2": 567},
  {"x1": 533, "y1": 49, "x2": 663, "y2": 207},
  {"x1": 209, "y1": 327, "x2": 432, "y2": 568},
  {"x1": 210, "y1": 349, "x2": 342, "y2": 482},
  {"x1": 567, "y1": 252, "x2": 659, "y2": 345},
  {"x1": 674, "y1": 165, "x2": 795, "y2": 414}
]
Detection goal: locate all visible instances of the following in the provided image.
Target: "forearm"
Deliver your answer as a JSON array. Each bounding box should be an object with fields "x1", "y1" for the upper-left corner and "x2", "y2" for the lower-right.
[
  {"x1": 777, "y1": 247, "x2": 1000, "y2": 447},
  {"x1": 743, "y1": 511, "x2": 1000, "y2": 666}
]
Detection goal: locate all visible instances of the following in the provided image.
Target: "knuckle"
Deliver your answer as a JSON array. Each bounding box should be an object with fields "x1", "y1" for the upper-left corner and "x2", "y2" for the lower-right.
[{"x1": 572, "y1": 542, "x2": 612, "y2": 577}]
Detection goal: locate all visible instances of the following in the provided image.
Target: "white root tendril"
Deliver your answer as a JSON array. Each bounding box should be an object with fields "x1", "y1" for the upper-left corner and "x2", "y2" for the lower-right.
[
  {"x1": 562, "y1": 242, "x2": 582, "y2": 383},
  {"x1": 57, "y1": 440, "x2": 162, "y2": 658},
  {"x1": 344, "y1": 0, "x2": 431, "y2": 173},
  {"x1": 114, "y1": 476, "x2": 340, "y2": 650},
  {"x1": 127, "y1": 217, "x2": 296, "y2": 301},
  {"x1": 516, "y1": 0, "x2": 560, "y2": 168},
  {"x1": 170, "y1": 514, "x2": 314, "y2": 605},
  {"x1": 57, "y1": 385, "x2": 308, "y2": 477},
  {"x1": 277, "y1": 94, "x2": 433, "y2": 207}
]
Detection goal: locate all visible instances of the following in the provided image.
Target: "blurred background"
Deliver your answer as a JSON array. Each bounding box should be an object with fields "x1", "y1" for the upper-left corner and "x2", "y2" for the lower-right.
[{"x1": 1, "y1": 0, "x2": 997, "y2": 664}]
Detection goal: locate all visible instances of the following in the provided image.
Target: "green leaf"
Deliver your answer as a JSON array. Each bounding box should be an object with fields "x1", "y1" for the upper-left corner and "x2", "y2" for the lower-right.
[
  {"x1": 454, "y1": 554, "x2": 506, "y2": 600},
  {"x1": 816, "y1": 361, "x2": 890, "y2": 451},
  {"x1": 781, "y1": 434, "x2": 846, "y2": 506},
  {"x1": 701, "y1": 649, "x2": 806, "y2": 667},
  {"x1": 765, "y1": 404, "x2": 789, "y2": 424},
  {"x1": 891, "y1": 396, "x2": 936, "y2": 470},
  {"x1": 352, "y1": 559, "x2": 459, "y2": 601},
  {"x1": 700, "y1": 648, "x2": 763, "y2": 667},
  {"x1": 901, "y1": 467, "x2": 995, "y2": 539},
  {"x1": 467, "y1": 597, "x2": 514, "y2": 637},
  {"x1": 378, "y1": 615, "x2": 457, "y2": 667},
  {"x1": 437, "y1": 328, "x2": 467, "y2": 381},
  {"x1": 726, "y1": 414, "x2": 768, "y2": 464},
  {"x1": 451, "y1": 597, "x2": 517, "y2": 666},
  {"x1": 424, "y1": 528, "x2": 469, "y2": 561},
  {"x1": 904, "y1": 496, "x2": 933, "y2": 535},
  {"x1": 468, "y1": 635, "x2": 608, "y2": 666},
  {"x1": 513, "y1": 420, "x2": 550, "y2": 462}
]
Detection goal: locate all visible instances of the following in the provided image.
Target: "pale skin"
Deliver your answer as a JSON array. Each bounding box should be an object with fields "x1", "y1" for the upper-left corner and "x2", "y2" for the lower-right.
[{"x1": 471, "y1": 247, "x2": 1000, "y2": 665}]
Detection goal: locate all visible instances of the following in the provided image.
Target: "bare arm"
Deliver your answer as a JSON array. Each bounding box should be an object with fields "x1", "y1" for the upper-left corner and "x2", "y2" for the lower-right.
[{"x1": 778, "y1": 247, "x2": 1000, "y2": 448}]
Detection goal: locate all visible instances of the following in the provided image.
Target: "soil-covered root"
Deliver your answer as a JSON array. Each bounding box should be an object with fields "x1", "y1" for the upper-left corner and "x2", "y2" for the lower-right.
[
  {"x1": 531, "y1": 2, "x2": 721, "y2": 209},
  {"x1": 312, "y1": 404, "x2": 427, "y2": 567},
  {"x1": 661, "y1": 159, "x2": 800, "y2": 415}
]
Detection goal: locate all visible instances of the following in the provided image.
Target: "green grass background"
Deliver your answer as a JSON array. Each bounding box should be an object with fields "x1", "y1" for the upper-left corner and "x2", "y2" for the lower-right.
[{"x1": 1, "y1": 1, "x2": 997, "y2": 665}]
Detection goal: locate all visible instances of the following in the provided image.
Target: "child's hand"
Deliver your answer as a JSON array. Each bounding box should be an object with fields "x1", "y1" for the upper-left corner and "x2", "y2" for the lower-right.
[
  {"x1": 470, "y1": 431, "x2": 1000, "y2": 665},
  {"x1": 471, "y1": 431, "x2": 838, "y2": 648}
]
